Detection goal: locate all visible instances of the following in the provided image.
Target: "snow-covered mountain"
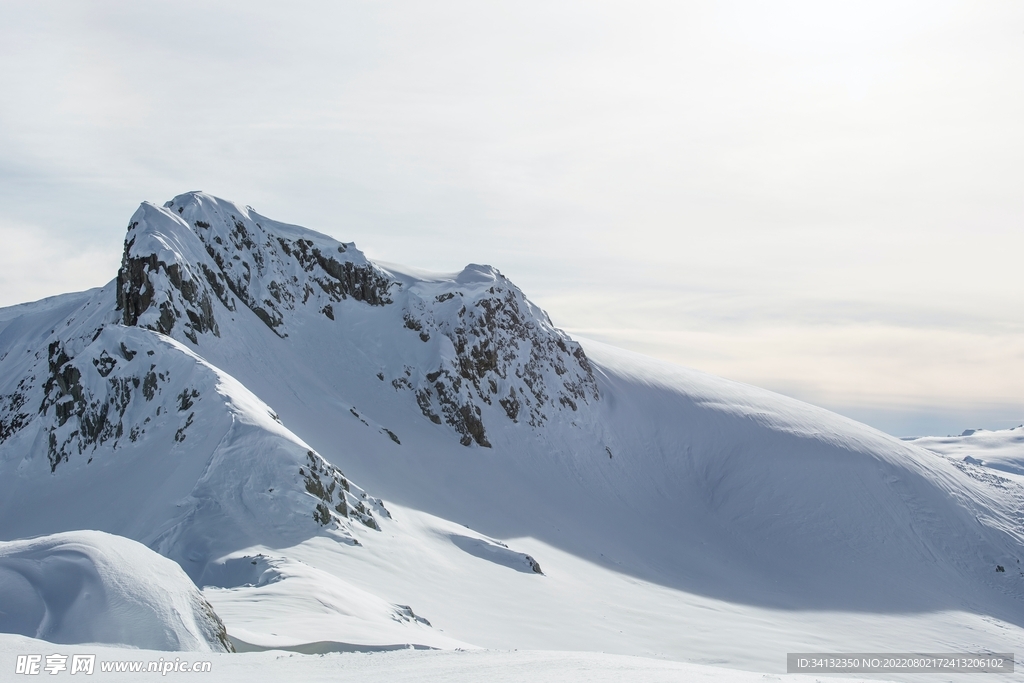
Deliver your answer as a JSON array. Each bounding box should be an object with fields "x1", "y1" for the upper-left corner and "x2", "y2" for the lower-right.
[{"x1": 2, "y1": 192, "x2": 1023, "y2": 673}]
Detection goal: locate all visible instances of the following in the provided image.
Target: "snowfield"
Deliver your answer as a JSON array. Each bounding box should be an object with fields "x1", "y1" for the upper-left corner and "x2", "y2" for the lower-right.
[
  {"x1": 0, "y1": 634, "x2": 901, "y2": 683},
  {"x1": 1, "y1": 192, "x2": 1022, "y2": 680}
]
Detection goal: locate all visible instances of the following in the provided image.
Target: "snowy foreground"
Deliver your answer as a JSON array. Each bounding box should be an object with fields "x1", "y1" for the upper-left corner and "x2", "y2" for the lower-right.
[
  {"x1": 1, "y1": 192, "x2": 1023, "y2": 681},
  {"x1": 0, "y1": 635, "x2": 902, "y2": 683}
]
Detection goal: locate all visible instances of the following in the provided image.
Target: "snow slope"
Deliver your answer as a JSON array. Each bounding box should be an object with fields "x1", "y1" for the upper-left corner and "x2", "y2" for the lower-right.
[
  {"x1": 0, "y1": 296, "x2": 387, "y2": 564},
  {"x1": 0, "y1": 530, "x2": 229, "y2": 651},
  {"x1": 1, "y1": 191, "x2": 1023, "y2": 674}
]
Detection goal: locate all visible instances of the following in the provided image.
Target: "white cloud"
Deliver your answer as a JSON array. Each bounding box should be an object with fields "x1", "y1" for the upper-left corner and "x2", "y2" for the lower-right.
[{"x1": 0, "y1": 219, "x2": 118, "y2": 306}]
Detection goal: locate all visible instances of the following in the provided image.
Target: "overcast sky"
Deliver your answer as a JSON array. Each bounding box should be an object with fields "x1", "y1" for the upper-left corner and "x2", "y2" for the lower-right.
[{"x1": 2, "y1": 1, "x2": 1022, "y2": 436}]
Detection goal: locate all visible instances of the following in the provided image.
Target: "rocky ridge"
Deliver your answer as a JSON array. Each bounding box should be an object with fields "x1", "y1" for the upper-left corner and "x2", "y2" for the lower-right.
[{"x1": 113, "y1": 192, "x2": 599, "y2": 448}]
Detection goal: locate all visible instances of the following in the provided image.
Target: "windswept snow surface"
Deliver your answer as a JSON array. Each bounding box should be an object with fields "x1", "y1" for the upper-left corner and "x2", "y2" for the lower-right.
[
  {"x1": 0, "y1": 531, "x2": 230, "y2": 651},
  {"x1": 204, "y1": 553, "x2": 467, "y2": 652},
  {"x1": 0, "y1": 635, "x2": 901, "y2": 683},
  {"x1": 1, "y1": 192, "x2": 1023, "y2": 676}
]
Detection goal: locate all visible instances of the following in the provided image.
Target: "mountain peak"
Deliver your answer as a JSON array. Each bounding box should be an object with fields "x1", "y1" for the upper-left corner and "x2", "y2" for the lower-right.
[
  {"x1": 455, "y1": 263, "x2": 502, "y2": 284},
  {"x1": 113, "y1": 192, "x2": 598, "y2": 448},
  {"x1": 117, "y1": 194, "x2": 393, "y2": 342}
]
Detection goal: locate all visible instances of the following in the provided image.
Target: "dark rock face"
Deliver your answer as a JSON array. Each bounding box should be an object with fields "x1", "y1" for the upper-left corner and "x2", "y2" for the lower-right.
[
  {"x1": 116, "y1": 229, "x2": 220, "y2": 344},
  {"x1": 179, "y1": 201, "x2": 393, "y2": 337},
  {"x1": 300, "y1": 450, "x2": 388, "y2": 530},
  {"x1": 117, "y1": 195, "x2": 396, "y2": 341},
  {"x1": 34, "y1": 336, "x2": 178, "y2": 472},
  {"x1": 277, "y1": 237, "x2": 392, "y2": 307},
  {"x1": 415, "y1": 379, "x2": 491, "y2": 447},
  {"x1": 403, "y1": 273, "x2": 599, "y2": 447},
  {"x1": 0, "y1": 378, "x2": 33, "y2": 445}
]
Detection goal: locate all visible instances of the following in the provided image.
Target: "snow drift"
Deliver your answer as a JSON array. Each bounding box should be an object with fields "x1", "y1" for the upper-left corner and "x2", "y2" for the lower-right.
[{"x1": 0, "y1": 530, "x2": 230, "y2": 651}]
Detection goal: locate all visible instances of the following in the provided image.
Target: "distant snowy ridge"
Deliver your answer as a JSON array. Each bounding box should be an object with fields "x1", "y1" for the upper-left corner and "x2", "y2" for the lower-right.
[{"x1": 911, "y1": 426, "x2": 1024, "y2": 477}]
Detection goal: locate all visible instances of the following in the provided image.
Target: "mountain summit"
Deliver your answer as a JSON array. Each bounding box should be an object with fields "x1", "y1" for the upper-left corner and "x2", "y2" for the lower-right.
[{"x1": 116, "y1": 192, "x2": 598, "y2": 447}]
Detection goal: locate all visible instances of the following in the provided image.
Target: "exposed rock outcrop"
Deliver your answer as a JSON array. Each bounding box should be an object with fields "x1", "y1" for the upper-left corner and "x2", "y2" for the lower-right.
[{"x1": 398, "y1": 266, "x2": 599, "y2": 446}]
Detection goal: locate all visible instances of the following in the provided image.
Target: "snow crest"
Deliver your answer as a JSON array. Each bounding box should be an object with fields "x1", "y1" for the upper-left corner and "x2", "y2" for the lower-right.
[{"x1": 0, "y1": 530, "x2": 231, "y2": 651}]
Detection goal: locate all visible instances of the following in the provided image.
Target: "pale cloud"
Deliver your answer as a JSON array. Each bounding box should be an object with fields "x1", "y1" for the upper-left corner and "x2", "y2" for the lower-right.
[
  {"x1": 539, "y1": 278, "x2": 1024, "y2": 436},
  {"x1": 0, "y1": 219, "x2": 118, "y2": 306}
]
